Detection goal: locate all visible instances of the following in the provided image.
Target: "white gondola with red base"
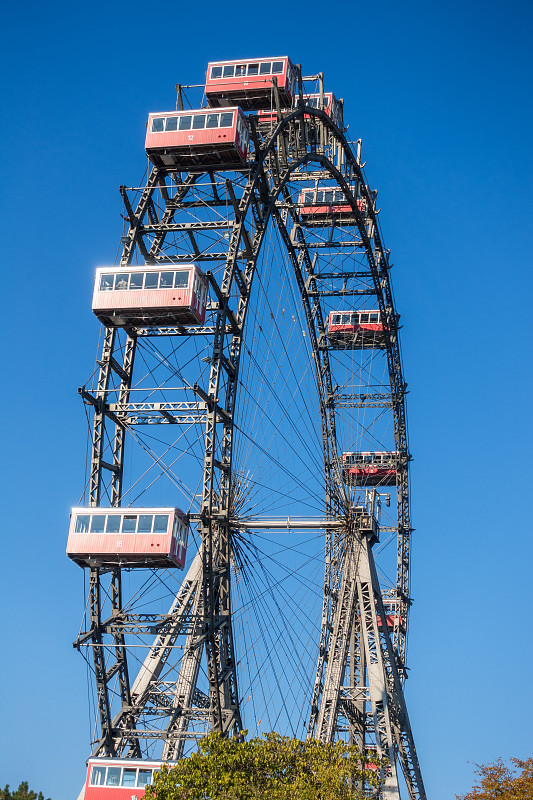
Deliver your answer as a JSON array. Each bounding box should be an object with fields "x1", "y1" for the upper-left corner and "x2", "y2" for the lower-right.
[
  {"x1": 92, "y1": 264, "x2": 208, "y2": 328},
  {"x1": 145, "y1": 107, "x2": 249, "y2": 170},
  {"x1": 299, "y1": 188, "x2": 367, "y2": 226},
  {"x1": 84, "y1": 758, "x2": 171, "y2": 800},
  {"x1": 67, "y1": 507, "x2": 188, "y2": 568},
  {"x1": 341, "y1": 452, "x2": 398, "y2": 486},
  {"x1": 326, "y1": 309, "x2": 386, "y2": 349},
  {"x1": 206, "y1": 56, "x2": 297, "y2": 110}
]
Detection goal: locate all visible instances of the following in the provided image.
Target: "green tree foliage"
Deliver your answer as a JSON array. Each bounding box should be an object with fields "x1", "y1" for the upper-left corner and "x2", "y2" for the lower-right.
[
  {"x1": 0, "y1": 783, "x2": 50, "y2": 800},
  {"x1": 146, "y1": 732, "x2": 380, "y2": 800},
  {"x1": 456, "y1": 757, "x2": 533, "y2": 800}
]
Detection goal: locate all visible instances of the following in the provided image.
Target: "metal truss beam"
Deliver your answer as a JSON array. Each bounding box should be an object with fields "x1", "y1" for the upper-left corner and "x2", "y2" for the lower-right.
[
  {"x1": 328, "y1": 393, "x2": 393, "y2": 409},
  {"x1": 293, "y1": 239, "x2": 363, "y2": 249},
  {"x1": 141, "y1": 220, "x2": 233, "y2": 233}
]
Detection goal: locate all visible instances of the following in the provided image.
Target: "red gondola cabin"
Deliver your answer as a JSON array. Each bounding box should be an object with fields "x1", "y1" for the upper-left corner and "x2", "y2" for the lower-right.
[
  {"x1": 299, "y1": 188, "x2": 367, "y2": 226},
  {"x1": 379, "y1": 598, "x2": 405, "y2": 631},
  {"x1": 92, "y1": 264, "x2": 208, "y2": 327},
  {"x1": 145, "y1": 108, "x2": 249, "y2": 170},
  {"x1": 84, "y1": 758, "x2": 168, "y2": 800},
  {"x1": 67, "y1": 507, "x2": 189, "y2": 568},
  {"x1": 341, "y1": 452, "x2": 398, "y2": 486},
  {"x1": 304, "y1": 93, "x2": 343, "y2": 127},
  {"x1": 326, "y1": 309, "x2": 386, "y2": 348},
  {"x1": 206, "y1": 57, "x2": 297, "y2": 110},
  {"x1": 258, "y1": 92, "x2": 343, "y2": 128}
]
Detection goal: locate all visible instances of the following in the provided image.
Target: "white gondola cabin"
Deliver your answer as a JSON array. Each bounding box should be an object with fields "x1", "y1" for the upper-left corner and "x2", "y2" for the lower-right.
[
  {"x1": 145, "y1": 108, "x2": 249, "y2": 170},
  {"x1": 299, "y1": 188, "x2": 367, "y2": 226},
  {"x1": 84, "y1": 758, "x2": 169, "y2": 800},
  {"x1": 92, "y1": 264, "x2": 208, "y2": 327},
  {"x1": 341, "y1": 452, "x2": 398, "y2": 486},
  {"x1": 326, "y1": 309, "x2": 386, "y2": 348},
  {"x1": 67, "y1": 507, "x2": 189, "y2": 568},
  {"x1": 206, "y1": 57, "x2": 297, "y2": 110}
]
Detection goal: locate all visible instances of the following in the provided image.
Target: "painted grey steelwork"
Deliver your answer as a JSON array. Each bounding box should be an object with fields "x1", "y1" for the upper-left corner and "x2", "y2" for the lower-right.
[{"x1": 74, "y1": 66, "x2": 424, "y2": 799}]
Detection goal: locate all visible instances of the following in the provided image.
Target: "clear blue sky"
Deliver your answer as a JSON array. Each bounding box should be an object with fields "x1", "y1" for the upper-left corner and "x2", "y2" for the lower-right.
[{"x1": 1, "y1": 1, "x2": 532, "y2": 798}]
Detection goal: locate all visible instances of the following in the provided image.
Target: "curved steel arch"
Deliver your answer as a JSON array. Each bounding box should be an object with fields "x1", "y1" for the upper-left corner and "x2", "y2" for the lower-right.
[
  {"x1": 248, "y1": 121, "x2": 420, "y2": 796},
  {"x1": 76, "y1": 89, "x2": 423, "y2": 799}
]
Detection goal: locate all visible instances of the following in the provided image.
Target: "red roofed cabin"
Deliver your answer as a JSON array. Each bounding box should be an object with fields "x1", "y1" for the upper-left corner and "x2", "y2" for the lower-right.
[
  {"x1": 304, "y1": 93, "x2": 343, "y2": 127},
  {"x1": 206, "y1": 57, "x2": 297, "y2": 110},
  {"x1": 299, "y1": 188, "x2": 367, "y2": 226},
  {"x1": 145, "y1": 108, "x2": 249, "y2": 170},
  {"x1": 364, "y1": 748, "x2": 380, "y2": 772},
  {"x1": 341, "y1": 452, "x2": 398, "y2": 486},
  {"x1": 326, "y1": 310, "x2": 386, "y2": 348},
  {"x1": 92, "y1": 264, "x2": 208, "y2": 328},
  {"x1": 84, "y1": 758, "x2": 168, "y2": 800},
  {"x1": 67, "y1": 507, "x2": 188, "y2": 568},
  {"x1": 379, "y1": 598, "x2": 405, "y2": 632},
  {"x1": 258, "y1": 92, "x2": 343, "y2": 128},
  {"x1": 359, "y1": 609, "x2": 397, "y2": 631}
]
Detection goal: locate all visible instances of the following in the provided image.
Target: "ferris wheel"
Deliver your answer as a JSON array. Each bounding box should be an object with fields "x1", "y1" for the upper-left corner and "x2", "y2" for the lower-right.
[{"x1": 70, "y1": 56, "x2": 426, "y2": 800}]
